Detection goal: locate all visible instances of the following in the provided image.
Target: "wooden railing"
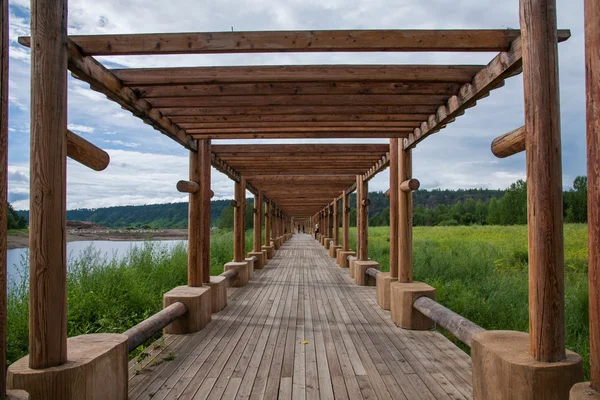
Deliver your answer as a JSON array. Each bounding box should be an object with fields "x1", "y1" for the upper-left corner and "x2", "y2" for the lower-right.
[{"x1": 123, "y1": 268, "x2": 239, "y2": 352}]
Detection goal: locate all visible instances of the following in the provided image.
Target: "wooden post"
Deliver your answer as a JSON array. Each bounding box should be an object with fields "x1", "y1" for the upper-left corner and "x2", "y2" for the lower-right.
[
  {"x1": 265, "y1": 201, "x2": 271, "y2": 244},
  {"x1": 187, "y1": 150, "x2": 201, "y2": 286},
  {"x1": 356, "y1": 176, "x2": 362, "y2": 257},
  {"x1": 586, "y1": 0, "x2": 600, "y2": 390},
  {"x1": 333, "y1": 199, "x2": 339, "y2": 245},
  {"x1": 29, "y1": 0, "x2": 68, "y2": 369},
  {"x1": 398, "y1": 145, "x2": 413, "y2": 283},
  {"x1": 198, "y1": 140, "x2": 211, "y2": 284},
  {"x1": 521, "y1": 0, "x2": 565, "y2": 362},
  {"x1": 253, "y1": 192, "x2": 263, "y2": 252},
  {"x1": 233, "y1": 177, "x2": 245, "y2": 262},
  {"x1": 358, "y1": 177, "x2": 369, "y2": 261},
  {"x1": 342, "y1": 191, "x2": 350, "y2": 251},
  {"x1": 328, "y1": 204, "x2": 334, "y2": 239},
  {"x1": 240, "y1": 179, "x2": 246, "y2": 256},
  {"x1": 0, "y1": 0, "x2": 7, "y2": 392},
  {"x1": 389, "y1": 138, "x2": 399, "y2": 279}
]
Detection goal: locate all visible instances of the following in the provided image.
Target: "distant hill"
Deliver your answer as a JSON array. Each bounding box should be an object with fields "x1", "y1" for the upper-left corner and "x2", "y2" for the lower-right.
[{"x1": 14, "y1": 188, "x2": 505, "y2": 229}]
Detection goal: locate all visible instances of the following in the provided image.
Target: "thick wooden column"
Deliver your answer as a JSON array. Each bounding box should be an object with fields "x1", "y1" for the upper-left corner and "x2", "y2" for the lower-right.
[
  {"x1": 233, "y1": 177, "x2": 245, "y2": 262},
  {"x1": 253, "y1": 192, "x2": 263, "y2": 252},
  {"x1": 333, "y1": 199, "x2": 339, "y2": 245},
  {"x1": 29, "y1": 0, "x2": 68, "y2": 369},
  {"x1": 188, "y1": 139, "x2": 211, "y2": 286},
  {"x1": 0, "y1": 0, "x2": 7, "y2": 392},
  {"x1": 355, "y1": 176, "x2": 362, "y2": 257},
  {"x1": 389, "y1": 138, "x2": 399, "y2": 279},
  {"x1": 265, "y1": 201, "x2": 271, "y2": 244},
  {"x1": 358, "y1": 178, "x2": 369, "y2": 261},
  {"x1": 328, "y1": 204, "x2": 334, "y2": 239},
  {"x1": 586, "y1": 0, "x2": 600, "y2": 390},
  {"x1": 342, "y1": 191, "x2": 350, "y2": 251},
  {"x1": 240, "y1": 180, "x2": 246, "y2": 256},
  {"x1": 521, "y1": 0, "x2": 565, "y2": 362},
  {"x1": 398, "y1": 146, "x2": 413, "y2": 283}
]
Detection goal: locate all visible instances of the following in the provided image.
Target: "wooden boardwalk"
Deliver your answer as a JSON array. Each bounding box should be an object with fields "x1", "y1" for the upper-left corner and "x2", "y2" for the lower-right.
[{"x1": 128, "y1": 234, "x2": 473, "y2": 400}]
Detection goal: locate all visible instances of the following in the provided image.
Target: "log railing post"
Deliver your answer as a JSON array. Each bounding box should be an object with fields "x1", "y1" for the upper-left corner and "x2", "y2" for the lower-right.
[
  {"x1": 253, "y1": 192, "x2": 263, "y2": 252},
  {"x1": 233, "y1": 177, "x2": 245, "y2": 262},
  {"x1": 358, "y1": 177, "x2": 369, "y2": 261},
  {"x1": 333, "y1": 199, "x2": 339, "y2": 245},
  {"x1": 342, "y1": 191, "x2": 350, "y2": 251},
  {"x1": 398, "y1": 144, "x2": 413, "y2": 283},
  {"x1": 0, "y1": 0, "x2": 7, "y2": 392},
  {"x1": 389, "y1": 138, "x2": 399, "y2": 279},
  {"x1": 29, "y1": 0, "x2": 68, "y2": 369},
  {"x1": 521, "y1": 0, "x2": 565, "y2": 363}
]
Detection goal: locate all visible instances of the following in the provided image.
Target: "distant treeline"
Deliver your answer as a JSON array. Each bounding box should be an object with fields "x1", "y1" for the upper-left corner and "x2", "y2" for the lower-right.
[
  {"x1": 6, "y1": 203, "x2": 27, "y2": 229},
  {"x1": 12, "y1": 176, "x2": 588, "y2": 229}
]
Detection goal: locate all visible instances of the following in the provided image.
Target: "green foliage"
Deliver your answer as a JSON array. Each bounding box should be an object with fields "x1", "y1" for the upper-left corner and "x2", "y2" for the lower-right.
[{"x1": 6, "y1": 203, "x2": 27, "y2": 229}]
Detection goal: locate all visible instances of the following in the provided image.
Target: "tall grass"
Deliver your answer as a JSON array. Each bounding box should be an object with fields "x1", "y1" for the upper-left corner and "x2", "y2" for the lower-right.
[
  {"x1": 6, "y1": 229, "x2": 254, "y2": 364},
  {"x1": 351, "y1": 224, "x2": 590, "y2": 378}
]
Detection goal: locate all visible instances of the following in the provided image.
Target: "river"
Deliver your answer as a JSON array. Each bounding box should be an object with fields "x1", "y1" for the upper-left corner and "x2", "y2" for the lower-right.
[{"x1": 6, "y1": 240, "x2": 187, "y2": 288}]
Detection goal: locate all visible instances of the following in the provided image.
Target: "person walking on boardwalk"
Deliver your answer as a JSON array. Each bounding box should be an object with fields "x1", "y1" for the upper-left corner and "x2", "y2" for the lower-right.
[
  {"x1": 302, "y1": 224, "x2": 305, "y2": 233},
  {"x1": 314, "y1": 223, "x2": 319, "y2": 239}
]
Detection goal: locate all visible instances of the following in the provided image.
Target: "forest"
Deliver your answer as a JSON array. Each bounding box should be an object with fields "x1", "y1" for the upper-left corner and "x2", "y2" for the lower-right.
[{"x1": 11, "y1": 176, "x2": 588, "y2": 229}]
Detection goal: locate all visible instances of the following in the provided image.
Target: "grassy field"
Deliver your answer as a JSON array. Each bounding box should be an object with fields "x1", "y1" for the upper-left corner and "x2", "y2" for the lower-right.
[
  {"x1": 348, "y1": 224, "x2": 590, "y2": 377},
  {"x1": 6, "y1": 225, "x2": 591, "y2": 379}
]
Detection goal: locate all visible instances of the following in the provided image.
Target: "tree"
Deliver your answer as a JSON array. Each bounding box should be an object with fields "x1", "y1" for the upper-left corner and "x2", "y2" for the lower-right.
[
  {"x1": 565, "y1": 176, "x2": 587, "y2": 223},
  {"x1": 7, "y1": 203, "x2": 27, "y2": 229}
]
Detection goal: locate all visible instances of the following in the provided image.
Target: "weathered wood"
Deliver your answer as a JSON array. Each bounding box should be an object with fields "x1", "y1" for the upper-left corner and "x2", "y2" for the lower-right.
[
  {"x1": 191, "y1": 131, "x2": 410, "y2": 140},
  {"x1": 358, "y1": 177, "x2": 369, "y2": 261},
  {"x1": 188, "y1": 150, "x2": 201, "y2": 287},
  {"x1": 413, "y1": 296, "x2": 484, "y2": 347},
  {"x1": 112, "y1": 65, "x2": 484, "y2": 85},
  {"x1": 355, "y1": 176, "x2": 362, "y2": 258},
  {"x1": 198, "y1": 140, "x2": 212, "y2": 284},
  {"x1": 161, "y1": 105, "x2": 436, "y2": 117},
  {"x1": 587, "y1": 0, "x2": 600, "y2": 390},
  {"x1": 0, "y1": 0, "x2": 7, "y2": 393},
  {"x1": 332, "y1": 199, "x2": 339, "y2": 245},
  {"x1": 389, "y1": 139, "x2": 399, "y2": 279},
  {"x1": 139, "y1": 82, "x2": 463, "y2": 98},
  {"x1": 491, "y1": 126, "x2": 526, "y2": 158},
  {"x1": 29, "y1": 0, "x2": 68, "y2": 369},
  {"x1": 521, "y1": 0, "x2": 566, "y2": 363},
  {"x1": 398, "y1": 147, "x2": 413, "y2": 283},
  {"x1": 363, "y1": 153, "x2": 390, "y2": 181},
  {"x1": 123, "y1": 302, "x2": 188, "y2": 352},
  {"x1": 169, "y1": 113, "x2": 431, "y2": 123},
  {"x1": 253, "y1": 192, "x2": 263, "y2": 253},
  {"x1": 404, "y1": 30, "x2": 571, "y2": 150},
  {"x1": 265, "y1": 201, "x2": 271, "y2": 246},
  {"x1": 366, "y1": 268, "x2": 381, "y2": 278},
  {"x1": 177, "y1": 180, "x2": 199, "y2": 194},
  {"x1": 400, "y1": 178, "x2": 420, "y2": 192},
  {"x1": 214, "y1": 144, "x2": 389, "y2": 154},
  {"x1": 66, "y1": 130, "x2": 110, "y2": 171},
  {"x1": 52, "y1": 30, "x2": 549, "y2": 55},
  {"x1": 220, "y1": 268, "x2": 238, "y2": 281}
]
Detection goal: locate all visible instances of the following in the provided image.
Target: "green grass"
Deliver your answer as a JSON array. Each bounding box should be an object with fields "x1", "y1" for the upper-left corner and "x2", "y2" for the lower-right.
[
  {"x1": 349, "y1": 224, "x2": 590, "y2": 378},
  {"x1": 6, "y1": 225, "x2": 592, "y2": 381}
]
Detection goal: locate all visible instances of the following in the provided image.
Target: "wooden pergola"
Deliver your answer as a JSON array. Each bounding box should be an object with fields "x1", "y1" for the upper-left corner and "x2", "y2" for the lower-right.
[{"x1": 1, "y1": 0, "x2": 599, "y2": 399}]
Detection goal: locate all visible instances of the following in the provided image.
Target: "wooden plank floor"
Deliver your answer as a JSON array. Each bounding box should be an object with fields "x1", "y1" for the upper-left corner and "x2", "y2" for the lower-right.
[{"x1": 128, "y1": 234, "x2": 473, "y2": 399}]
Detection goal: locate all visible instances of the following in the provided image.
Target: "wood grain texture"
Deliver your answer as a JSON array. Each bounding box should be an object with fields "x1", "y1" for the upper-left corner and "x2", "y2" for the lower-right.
[
  {"x1": 587, "y1": 0, "x2": 600, "y2": 390},
  {"x1": 265, "y1": 201, "x2": 271, "y2": 245},
  {"x1": 161, "y1": 105, "x2": 436, "y2": 117},
  {"x1": 54, "y1": 29, "x2": 536, "y2": 55},
  {"x1": 112, "y1": 65, "x2": 483, "y2": 85},
  {"x1": 233, "y1": 178, "x2": 245, "y2": 262},
  {"x1": 66, "y1": 130, "x2": 110, "y2": 171},
  {"x1": 253, "y1": 192, "x2": 263, "y2": 252},
  {"x1": 0, "y1": 0, "x2": 7, "y2": 393},
  {"x1": 491, "y1": 126, "x2": 526, "y2": 158},
  {"x1": 333, "y1": 199, "x2": 339, "y2": 245},
  {"x1": 521, "y1": 0, "x2": 566, "y2": 363},
  {"x1": 398, "y1": 147, "x2": 413, "y2": 283},
  {"x1": 187, "y1": 150, "x2": 201, "y2": 287},
  {"x1": 389, "y1": 139, "x2": 399, "y2": 279},
  {"x1": 197, "y1": 140, "x2": 212, "y2": 284},
  {"x1": 123, "y1": 302, "x2": 188, "y2": 352},
  {"x1": 176, "y1": 180, "x2": 199, "y2": 194},
  {"x1": 358, "y1": 178, "x2": 369, "y2": 261},
  {"x1": 342, "y1": 191, "x2": 350, "y2": 251},
  {"x1": 28, "y1": 0, "x2": 68, "y2": 369}
]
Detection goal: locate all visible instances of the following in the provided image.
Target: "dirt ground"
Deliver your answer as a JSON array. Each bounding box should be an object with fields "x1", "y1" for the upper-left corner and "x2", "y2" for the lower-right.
[{"x1": 7, "y1": 222, "x2": 188, "y2": 250}]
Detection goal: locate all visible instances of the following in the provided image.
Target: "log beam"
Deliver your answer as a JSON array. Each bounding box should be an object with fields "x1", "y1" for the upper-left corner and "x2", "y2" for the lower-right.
[
  {"x1": 521, "y1": 0, "x2": 565, "y2": 363},
  {"x1": 66, "y1": 130, "x2": 110, "y2": 171},
  {"x1": 28, "y1": 0, "x2": 68, "y2": 369},
  {"x1": 400, "y1": 178, "x2": 420, "y2": 192},
  {"x1": 491, "y1": 126, "x2": 526, "y2": 158}
]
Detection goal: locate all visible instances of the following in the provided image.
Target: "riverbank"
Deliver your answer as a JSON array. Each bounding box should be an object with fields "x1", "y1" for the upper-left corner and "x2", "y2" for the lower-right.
[{"x1": 7, "y1": 227, "x2": 188, "y2": 250}]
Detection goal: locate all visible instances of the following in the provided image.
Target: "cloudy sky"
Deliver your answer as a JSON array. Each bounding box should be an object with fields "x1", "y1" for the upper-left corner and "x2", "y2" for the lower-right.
[{"x1": 6, "y1": 0, "x2": 586, "y2": 211}]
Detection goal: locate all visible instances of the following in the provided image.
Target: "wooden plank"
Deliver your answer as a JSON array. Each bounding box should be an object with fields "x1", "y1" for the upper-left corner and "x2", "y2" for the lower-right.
[
  {"x1": 178, "y1": 121, "x2": 420, "y2": 129},
  {"x1": 0, "y1": 0, "x2": 7, "y2": 391},
  {"x1": 169, "y1": 113, "x2": 431, "y2": 123},
  {"x1": 138, "y1": 82, "x2": 463, "y2": 98},
  {"x1": 521, "y1": 0, "x2": 566, "y2": 362},
  {"x1": 112, "y1": 65, "x2": 484, "y2": 85},
  {"x1": 160, "y1": 105, "x2": 437, "y2": 116},
  {"x1": 586, "y1": 0, "x2": 600, "y2": 389},
  {"x1": 28, "y1": 0, "x2": 68, "y2": 369},
  {"x1": 41, "y1": 30, "x2": 556, "y2": 55},
  {"x1": 189, "y1": 127, "x2": 414, "y2": 134},
  {"x1": 213, "y1": 144, "x2": 389, "y2": 154},
  {"x1": 193, "y1": 132, "x2": 409, "y2": 140}
]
